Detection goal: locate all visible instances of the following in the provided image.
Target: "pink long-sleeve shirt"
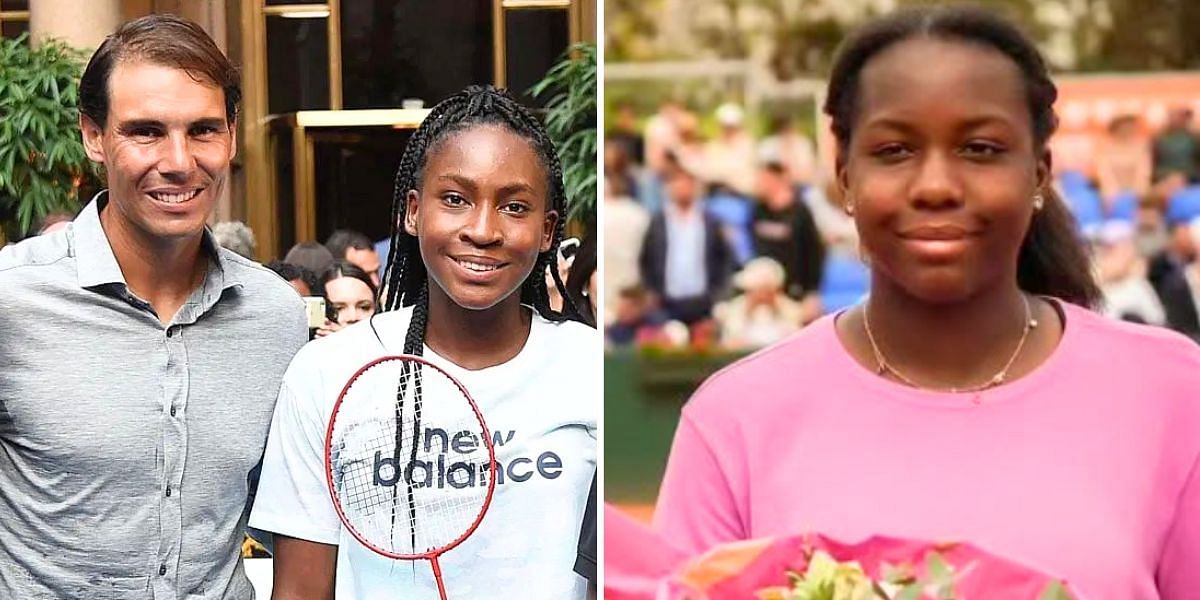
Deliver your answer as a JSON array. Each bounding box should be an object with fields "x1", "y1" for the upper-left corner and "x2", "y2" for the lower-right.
[{"x1": 654, "y1": 301, "x2": 1200, "y2": 599}]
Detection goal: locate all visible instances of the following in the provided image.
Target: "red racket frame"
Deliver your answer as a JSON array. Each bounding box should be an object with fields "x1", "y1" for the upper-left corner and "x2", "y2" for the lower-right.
[{"x1": 324, "y1": 354, "x2": 498, "y2": 599}]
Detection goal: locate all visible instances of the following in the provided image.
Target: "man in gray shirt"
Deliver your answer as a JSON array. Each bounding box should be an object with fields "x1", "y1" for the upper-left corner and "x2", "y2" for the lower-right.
[{"x1": 0, "y1": 15, "x2": 307, "y2": 599}]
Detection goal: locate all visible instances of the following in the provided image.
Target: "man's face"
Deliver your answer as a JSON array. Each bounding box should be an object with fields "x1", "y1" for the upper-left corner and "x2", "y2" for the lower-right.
[
  {"x1": 81, "y1": 60, "x2": 235, "y2": 245},
  {"x1": 345, "y1": 246, "x2": 381, "y2": 287}
]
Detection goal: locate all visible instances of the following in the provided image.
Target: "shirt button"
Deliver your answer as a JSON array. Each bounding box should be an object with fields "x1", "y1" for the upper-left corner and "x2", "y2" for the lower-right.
[
  {"x1": 159, "y1": 564, "x2": 167, "y2": 576},
  {"x1": 165, "y1": 486, "x2": 172, "y2": 497},
  {"x1": 166, "y1": 327, "x2": 175, "y2": 338},
  {"x1": 170, "y1": 407, "x2": 176, "y2": 417}
]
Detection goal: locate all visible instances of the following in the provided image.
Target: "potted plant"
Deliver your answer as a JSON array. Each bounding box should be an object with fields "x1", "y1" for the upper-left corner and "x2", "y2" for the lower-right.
[
  {"x1": 531, "y1": 43, "x2": 597, "y2": 229},
  {"x1": 0, "y1": 34, "x2": 98, "y2": 245}
]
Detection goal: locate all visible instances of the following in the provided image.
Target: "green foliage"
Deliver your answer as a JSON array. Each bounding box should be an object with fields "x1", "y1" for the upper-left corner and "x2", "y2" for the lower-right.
[
  {"x1": 0, "y1": 35, "x2": 98, "y2": 240},
  {"x1": 530, "y1": 43, "x2": 596, "y2": 228}
]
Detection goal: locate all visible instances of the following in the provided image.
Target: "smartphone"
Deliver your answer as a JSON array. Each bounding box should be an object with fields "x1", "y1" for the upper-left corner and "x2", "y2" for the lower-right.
[{"x1": 303, "y1": 296, "x2": 326, "y2": 329}]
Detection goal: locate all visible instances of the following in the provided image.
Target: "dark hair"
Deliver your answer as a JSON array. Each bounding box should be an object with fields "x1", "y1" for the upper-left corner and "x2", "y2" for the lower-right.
[
  {"x1": 565, "y1": 232, "x2": 597, "y2": 327},
  {"x1": 823, "y1": 5, "x2": 1100, "y2": 307},
  {"x1": 381, "y1": 84, "x2": 581, "y2": 355},
  {"x1": 319, "y1": 260, "x2": 377, "y2": 299},
  {"x1": 80, "y1": 14, "x2": 240, "y2": 128},
  {"x1": 283, "y1": 241, "x2": 336, "y2": 289},
  {"x1": 325, "y1": 229, "x2": 374, "y2": 260},
  {"x1": 265, "y1": 260, "x2": 307, "y2": 285}
]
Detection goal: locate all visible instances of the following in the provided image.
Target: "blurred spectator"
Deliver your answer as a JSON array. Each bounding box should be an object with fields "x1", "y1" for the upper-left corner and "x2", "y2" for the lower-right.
[
  {"x1": 565, "y1": 233, "x2": 598, "y2": 327},
  {"x1": 803, "y1": 178, "x2": 859, "y2": 256},
  {"x1": 714, "y1": 257, "x2": 807, "y2": 349},
  {"x1": 326, "y1": 229, "x2": 381, "y2": 287},
  {"x1": 1095, "y1": 115, "x2": 1152, "y2": 204},
  {"x1": 703, "y1": 102, "x2": 757, "y2": 197},
  {"x1": 212, "y1": 221, "x2": 257, "y2": 259},
  {"x1": 606, "y1": 286, "x2": 662, "y2": 347},
  {"x1": 36, "y1": 211, "x2": 76, "y2": 236},
  {"x1": 1094, "y1": 221, "x2": 1165, "y2": 325},
  {"x1": 639, "y1": 155, "x2": 734, "y2": 326},
  {"x1": 644, "y1": 98, "x2": 685, "y2": 174},
  {"x1": 265, "y1": 260, "x2": 313, "y2": 296},
  {"x1": 758, "y1": 114, "x2": 816, "y2": 186},
  {"x1": 1148, "y1": 194, "x2": 1200, "y2": 339},
  {"x1": 316, "y1": 260, "x2": 377, "y2": 338},
  {"x1": 753, "y1": 161, "x2": 825, "y2": 305},
  {"x1": 604, "y1": 174, "x2": 650, "y2": 324},
  {"x1": 609, "y1": 102, "x2": 645, "y2": 170},
  {"x1": 284, "y1": 241, "x2": 335, "y2": 292},
  {"x1": 605, "y1": 139, "x2": 640, "y2": 204},
  {"x1": 1152, "y1": 106, "x2": 1200, "y2": 183}
]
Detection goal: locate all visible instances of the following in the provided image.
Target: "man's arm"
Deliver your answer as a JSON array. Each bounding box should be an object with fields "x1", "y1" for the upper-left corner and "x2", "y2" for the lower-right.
[{"x1": 270, "y1": 535, "x2": 337, "y2": 600}]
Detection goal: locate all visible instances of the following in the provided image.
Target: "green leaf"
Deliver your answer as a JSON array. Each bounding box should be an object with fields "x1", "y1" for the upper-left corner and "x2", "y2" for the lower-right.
[{"x1": 1038, "y1": 581, "x2": 1073, "y2": 600}]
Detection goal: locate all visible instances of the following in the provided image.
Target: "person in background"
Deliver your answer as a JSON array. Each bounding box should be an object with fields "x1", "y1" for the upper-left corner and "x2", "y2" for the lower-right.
[
  {"x1": 265, "y1": 260, "x2": 313, "y2": 297},
  {"x1": 1153, "y1": 106, "x2": 1200, "y2": 185},
  {"x1": 758, "y1": 114, "x2": 817, "y2": 187},
  {"x1": 211, "y1": 220, "x2": 256, "y2": 259},
  {"x1": 566, "y1": 232, "x2": 598, "y2": 327},
  {"x1": 605, "y1": 285, "x2": 664, "y2": 348},
  {"x1": 753, "y1": 160, "x2": 825, "y2": 320},
  {"x1": 284, "y1": 240, "x2": 335, "y2": 294},
  {"x1": 315, "y1": 259, "x2": 377, "y2": 338},
  {"x1": 1095, "y1": 115, "x2": 1152, "y2": 205},
  {"x1": 325, "y1": 228, "x2": 381, "y2": 287},
  {"x1": 1094, "y1": 220, "x2": 1165, "y2": 326},
  {"x1": 1149, "y1": 195, "x2": 1200, "y2": 339},
  {"x1": 603, "y1": 174, "x2": 650, "y2": 324},
  {"x1": 36, "y1": 211, "x2": 76, "y2": 236},
  {"x1": 714, "y1": 257, "x2": 807, "y2": 349},
  {"x1": 703, "y1": 102, "x2": 757, "y2": 198},
  {"x1": 639, "y1": 153, "x2": 734, "y2": 327}
]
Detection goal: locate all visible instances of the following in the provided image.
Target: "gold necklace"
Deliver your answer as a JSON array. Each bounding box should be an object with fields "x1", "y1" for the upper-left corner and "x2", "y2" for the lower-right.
[{"x1": 862, "y1": 294, "x2": 1038, "y2": 394}]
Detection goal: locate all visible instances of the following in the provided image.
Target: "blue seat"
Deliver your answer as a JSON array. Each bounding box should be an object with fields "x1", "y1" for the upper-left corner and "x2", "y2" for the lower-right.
[
  {"x1": 820, "y1": 254, "x2": 870, "y2": 313},
  {"x1": 1057, "y1": 176, "x2": 1105, "y2": 231},
  {"x1": 1107, "y1": 191, "x2": 1138, "y2": 223},
  {"x1": 1166, "y1": 186, "x2": 1200, "y2": 226},
  {"x1": 706, "y1": 192, "x2": 755, "y2": 266}
]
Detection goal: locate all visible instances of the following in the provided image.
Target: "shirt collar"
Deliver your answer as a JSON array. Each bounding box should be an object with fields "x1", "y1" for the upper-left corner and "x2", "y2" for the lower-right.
[{"x1": 71, "y1": 190, "x2": 244, "y2": 294}]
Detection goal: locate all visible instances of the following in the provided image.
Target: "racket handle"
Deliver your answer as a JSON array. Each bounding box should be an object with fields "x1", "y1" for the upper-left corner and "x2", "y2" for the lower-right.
[{"x1": 430, "y1": 556, "x2": 449, "y2": 600}]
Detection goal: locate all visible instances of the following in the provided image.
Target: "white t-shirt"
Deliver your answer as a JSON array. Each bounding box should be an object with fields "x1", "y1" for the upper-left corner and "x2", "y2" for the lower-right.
[{"x1": 249, "y1": 306, "x2": 598, "y2": 599}]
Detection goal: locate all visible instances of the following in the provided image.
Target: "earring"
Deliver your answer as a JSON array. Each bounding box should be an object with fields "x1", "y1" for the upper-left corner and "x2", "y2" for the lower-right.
[{"x1": 1033, "y1": 193, "x2": 1045, "y2": 211}]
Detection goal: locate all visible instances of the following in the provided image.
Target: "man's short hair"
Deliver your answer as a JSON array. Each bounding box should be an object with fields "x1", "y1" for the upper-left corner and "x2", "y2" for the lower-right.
[
  {"x1": 79, "y1": 14, "x2": 241, "y2": 128},
  {"x1": 325, "y1": 229, "x2": 373, "y2": 260}
]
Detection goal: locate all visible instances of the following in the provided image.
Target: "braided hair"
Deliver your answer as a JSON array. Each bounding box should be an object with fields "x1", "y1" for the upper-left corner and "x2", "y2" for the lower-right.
[
  {"x1": 380, "y1": 85, "x2": 582, "y2": 356},
  {"x1": 377, "y1": 86, "x2": 582, "y2": 550}
]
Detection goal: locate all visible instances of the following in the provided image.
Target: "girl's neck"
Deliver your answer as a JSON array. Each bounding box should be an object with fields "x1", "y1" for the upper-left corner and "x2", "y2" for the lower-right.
[
  {"x1": 841, "y1": 277, "x2": 1059, "y2": 391},
  {"x1": 423, "y1": 289, "x2": 533, "y2": 371}
]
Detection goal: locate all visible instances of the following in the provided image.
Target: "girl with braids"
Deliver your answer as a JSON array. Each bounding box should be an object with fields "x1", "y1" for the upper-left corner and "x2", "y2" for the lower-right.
[
  {"x1": 650, "y1": 7, "x2": 1199, "y2": 597},
  {"x1": 250, "y1": 86, "x2": 597, "y2": 599}
]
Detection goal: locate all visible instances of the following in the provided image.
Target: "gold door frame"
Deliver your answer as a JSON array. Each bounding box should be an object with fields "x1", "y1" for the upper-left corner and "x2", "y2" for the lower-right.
[{"x1": 242, "y1": 0, "x2": 593, "y2": 259}]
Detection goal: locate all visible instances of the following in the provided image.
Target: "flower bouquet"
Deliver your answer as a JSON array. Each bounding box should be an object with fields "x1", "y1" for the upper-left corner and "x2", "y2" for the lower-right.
[{"x1": 604, "y1": 506, "x2": 1081, "y2": 600}]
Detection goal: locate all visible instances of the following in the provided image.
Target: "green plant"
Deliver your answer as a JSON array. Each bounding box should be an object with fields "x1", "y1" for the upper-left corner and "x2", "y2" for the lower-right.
[
  {"x1": 531, "y1": 43, "x2": 597, "y2": 228},
  {"x1": 0, "y1": 34, "x2": 98, "y2": 243}
]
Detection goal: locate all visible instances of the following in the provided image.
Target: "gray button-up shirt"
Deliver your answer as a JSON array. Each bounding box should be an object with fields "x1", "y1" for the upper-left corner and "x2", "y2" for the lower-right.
[{"x1": 0, "y1": 194, "x2": 308, "y2": 599}]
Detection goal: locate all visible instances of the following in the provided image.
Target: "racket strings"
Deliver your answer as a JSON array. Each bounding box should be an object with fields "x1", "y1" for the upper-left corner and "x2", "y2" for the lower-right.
[{"x1": 329, "y1": 359, "x2": 492, "y2": 557}]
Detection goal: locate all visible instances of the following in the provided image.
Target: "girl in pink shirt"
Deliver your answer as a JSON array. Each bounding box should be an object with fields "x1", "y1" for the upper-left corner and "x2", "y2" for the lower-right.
[{"x1": 653, "y1": 7, "x2": 1200, "y2": 599}]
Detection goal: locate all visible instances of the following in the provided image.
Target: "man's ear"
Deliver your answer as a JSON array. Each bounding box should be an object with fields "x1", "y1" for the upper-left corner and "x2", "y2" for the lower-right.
[{"x1": 80, "y1": 115, "x2": 106, "y2": 163}]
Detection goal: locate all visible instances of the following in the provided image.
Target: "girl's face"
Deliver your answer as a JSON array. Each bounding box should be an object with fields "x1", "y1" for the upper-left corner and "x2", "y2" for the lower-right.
[
  {"x1": 325, "y1": 276, "x2": 376, "y2": 326},
  {"x1": 406, "y1": 124, "x2": 557, "y2": 311},
  {"x1": 837, "y1": 38, "x2": 1049, "y2": 303}
]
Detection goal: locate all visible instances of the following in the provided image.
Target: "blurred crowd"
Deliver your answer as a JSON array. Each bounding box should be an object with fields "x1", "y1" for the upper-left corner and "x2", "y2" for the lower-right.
[{"x1": 604, "y1": 99, "x2": 1200, "y2": 351}]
